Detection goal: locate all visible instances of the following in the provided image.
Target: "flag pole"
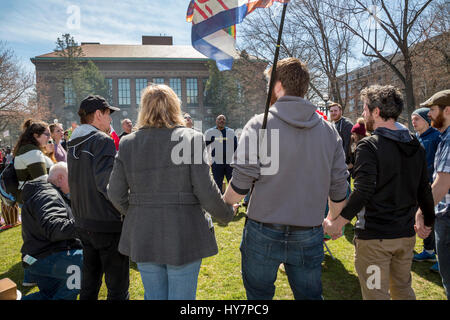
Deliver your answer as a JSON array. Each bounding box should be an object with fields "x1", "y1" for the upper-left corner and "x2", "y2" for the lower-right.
[
  {"x1": 261, "y1": 2, "x2": 289, "y2": 130},
  {"x1": 242, "y1": 3, "x2": 288, "y2": 210}
]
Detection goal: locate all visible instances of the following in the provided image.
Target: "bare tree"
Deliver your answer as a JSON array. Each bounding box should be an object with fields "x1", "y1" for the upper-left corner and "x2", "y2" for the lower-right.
[
  {"x1": 239, "y1": 3, "x2": 325, "y2": 102},
  {"x1": 289, "y1": 0, "x2": 354, "y2": 109},
  {"x1": 325, "y1": 0, "x2": 435, "y2": 128},
  {"x1": 239, "y1": 1, "x2": 355, "y2": 110},
  {"x1": 0, "y1": 42, "x2": 34, "y2": 132}
]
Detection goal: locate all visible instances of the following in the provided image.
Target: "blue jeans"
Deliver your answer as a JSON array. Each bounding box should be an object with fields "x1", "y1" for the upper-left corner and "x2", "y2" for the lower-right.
[
  {"x1": 240, "y1": 219, "x2": 324, "y2": 300},
  {"x1": 137, "y1": 259, "x2": 202, "y2": 300},
  {"x1": 22, "y1": 249, "x2": 83, "y2": 300},
  {"x1": 435, "y1": 214, "x2": 450, "y2": 299}
]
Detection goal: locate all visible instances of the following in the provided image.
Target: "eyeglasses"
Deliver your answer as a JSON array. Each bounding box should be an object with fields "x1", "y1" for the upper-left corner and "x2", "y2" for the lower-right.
[
  {"x1": 43, "y1": 132, "x2": 51, "y2": 137},
  {"x1": 184, "y1": 117, "x2": 191, "y2": 120}
]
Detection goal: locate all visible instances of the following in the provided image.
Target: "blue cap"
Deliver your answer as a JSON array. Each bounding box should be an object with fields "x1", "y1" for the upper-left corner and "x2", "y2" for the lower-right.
[{"x1": 412, "y1": 107, "x2": 431, "y2": 125}]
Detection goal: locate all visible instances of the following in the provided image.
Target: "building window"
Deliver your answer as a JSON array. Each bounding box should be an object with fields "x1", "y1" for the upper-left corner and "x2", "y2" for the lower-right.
[
  {"x1": 118, "y1": 78, "x2": 131, "y2": 106},
  {"x1": 169, "y1": 78, "x2": 182, "y2": 99},
  {"x1": 135, "y1": 78, "x2": 147, "y2": 105},
  {"x1": 152, "y1": 77, "x2": 164, "y2": 84},
  {"x1": 64, "y1": 78, "x2": 75, "y2": 106},
  {"x1": 186, "y1": 78, "x2": 198, "y2": 106},
  {"x1": 105, "y1": 78, "x2": 113, "y2": 104}
]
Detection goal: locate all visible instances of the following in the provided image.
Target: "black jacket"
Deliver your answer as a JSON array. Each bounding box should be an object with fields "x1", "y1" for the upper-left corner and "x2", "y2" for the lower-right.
[
  {"x1": 341, "y1": 127, "x2": 435, "y2": 240},
  {"x1": 334, "y1": 117, "x2": 353, "y2": 164},
  {"x1": 67, "y1": 126, "x2": 122, "y2": 233},
  {"x1": 20, "y1": 180, "x2": 81, "y2": 261}
]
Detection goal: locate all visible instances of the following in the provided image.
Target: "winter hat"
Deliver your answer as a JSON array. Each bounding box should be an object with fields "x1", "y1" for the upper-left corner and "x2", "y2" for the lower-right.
[
  {"x1": 412, "y1": 107, "x2": 431, "y2": 126},
  {"x1": 351, "y1": 118, "x2": 366, "y2": 136}
]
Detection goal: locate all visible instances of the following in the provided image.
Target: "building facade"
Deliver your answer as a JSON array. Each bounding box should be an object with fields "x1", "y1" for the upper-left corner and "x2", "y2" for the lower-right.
[{"x1": 31, "y1": 36, "x2": 219, "y2": 131}]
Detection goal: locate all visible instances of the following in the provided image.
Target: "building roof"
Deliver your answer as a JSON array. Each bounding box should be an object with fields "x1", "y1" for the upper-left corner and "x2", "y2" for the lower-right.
[{"x1": 33, "y1": 43, "x2": 209, "y2": 61}]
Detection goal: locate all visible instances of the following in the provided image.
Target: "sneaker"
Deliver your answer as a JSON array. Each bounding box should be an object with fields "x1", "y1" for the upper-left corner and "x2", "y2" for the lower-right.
[
  {"x1": 430, "y1": 262, "x2": 440, "y2": 273},
  {"x1": 22, "y1": 282, "x2": 37, "y2": 287},
  {"x1": 413, "y1": 250, "x2": 437, "y2": 262}
]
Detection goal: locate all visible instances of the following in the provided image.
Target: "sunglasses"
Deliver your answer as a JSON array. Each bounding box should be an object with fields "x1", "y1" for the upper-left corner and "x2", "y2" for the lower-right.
[{"x1": 184, "y1": 117, "x2": 192, "y2": 120}]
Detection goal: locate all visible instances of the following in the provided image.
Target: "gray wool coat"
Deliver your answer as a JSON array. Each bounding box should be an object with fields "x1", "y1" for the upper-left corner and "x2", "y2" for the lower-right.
[{"x1": 107, "y1": 126, "x2": 234, "y2": 266}]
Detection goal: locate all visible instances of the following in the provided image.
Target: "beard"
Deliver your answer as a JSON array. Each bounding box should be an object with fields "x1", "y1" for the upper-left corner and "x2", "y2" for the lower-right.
[
  {"x1": 269, "y1": 87, "x2": 278, "y2": 106},
  {"x1": 365, "y1": 113, "x2": 375, "y2": 132},
  {"x1": 431, "y1": 110, "x2": 445, "y2": 130}
]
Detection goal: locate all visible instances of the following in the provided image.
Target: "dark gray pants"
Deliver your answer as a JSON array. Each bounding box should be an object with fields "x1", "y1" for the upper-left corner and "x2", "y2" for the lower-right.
[{"x1": 76, "y1": 228, "x2": 129, "y2": 300}]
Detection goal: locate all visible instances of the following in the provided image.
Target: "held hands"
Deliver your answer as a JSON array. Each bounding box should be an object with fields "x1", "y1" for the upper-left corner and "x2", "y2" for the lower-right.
[
  {"x1": 233, "y1": 203, "x2": 240, "y2": 215},
  {"x1": 323, "y1": 216, "x2": 348, "y2": 240},
  {"x1": 414, "y1": 211, "x2": 432, "y2": 239}
]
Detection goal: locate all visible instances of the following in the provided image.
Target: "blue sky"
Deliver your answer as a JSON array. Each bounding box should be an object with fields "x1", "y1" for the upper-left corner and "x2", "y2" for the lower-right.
[{"x1": 0, "y1": 0, "x2": 194, "y2": 73}]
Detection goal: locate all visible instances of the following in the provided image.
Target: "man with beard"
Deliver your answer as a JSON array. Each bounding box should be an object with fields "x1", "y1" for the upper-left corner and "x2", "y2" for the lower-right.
[
  {"x1": 324, "y1": 85, "x2": 435, "y2": 300},
  {"x1": 419, "y1": 89, "x2": 450, "y2": 299},
  {"x1": 329, "y1": 102, "x2": 353, "y2": 172}
]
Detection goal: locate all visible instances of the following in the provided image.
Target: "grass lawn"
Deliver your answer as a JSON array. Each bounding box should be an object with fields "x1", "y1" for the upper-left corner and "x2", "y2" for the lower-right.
[{"x1": 0, "y1": 205, "x2": 446, "y2": 300}]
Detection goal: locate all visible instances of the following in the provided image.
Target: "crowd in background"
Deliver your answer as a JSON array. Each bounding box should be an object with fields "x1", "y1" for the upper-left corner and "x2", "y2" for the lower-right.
[{"x1": 0, "y1": 57, "x2": 449, "y2": 301}]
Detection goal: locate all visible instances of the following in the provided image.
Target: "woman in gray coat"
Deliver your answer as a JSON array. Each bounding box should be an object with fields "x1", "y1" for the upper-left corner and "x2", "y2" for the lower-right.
[{"x1": 107, "y1": 84, "x2": 235, "y2": 300}]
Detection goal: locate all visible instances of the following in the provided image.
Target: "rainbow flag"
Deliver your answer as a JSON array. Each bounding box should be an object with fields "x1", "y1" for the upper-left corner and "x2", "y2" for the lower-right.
[{"x1": 187, "y1": 0, "x2": 289, "y2": 71}]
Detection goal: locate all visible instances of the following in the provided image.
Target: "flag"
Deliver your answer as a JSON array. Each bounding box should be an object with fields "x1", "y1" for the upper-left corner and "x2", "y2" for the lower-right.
[
  {"x1": 110, "y1": 125, "x2": 120, "y2": 151},
  {"x1": 187, "y1": 0, "x2": 289, "y2": 71}
]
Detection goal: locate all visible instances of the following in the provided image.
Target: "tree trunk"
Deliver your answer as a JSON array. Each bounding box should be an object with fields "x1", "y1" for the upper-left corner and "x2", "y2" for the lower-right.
[{"x1": 404, "y1": 58, "x2": 416, "y2": 130}]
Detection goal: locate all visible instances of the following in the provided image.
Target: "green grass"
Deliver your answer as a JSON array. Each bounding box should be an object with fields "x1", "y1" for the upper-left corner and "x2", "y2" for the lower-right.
[{"x1": 0, "y1": 206, "x2": 446, "y2": 300}]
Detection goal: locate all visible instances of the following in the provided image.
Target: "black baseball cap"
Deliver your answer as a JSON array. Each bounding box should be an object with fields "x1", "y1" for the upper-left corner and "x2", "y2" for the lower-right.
[{"x1": 79, "y1": 95, "x2": 120, "y2": 114}]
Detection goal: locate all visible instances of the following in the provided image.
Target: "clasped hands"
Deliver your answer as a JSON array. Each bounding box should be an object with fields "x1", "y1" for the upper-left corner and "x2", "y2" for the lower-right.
[{"x1": 323, "y1": 215, "x2": 348, "y2": 240}]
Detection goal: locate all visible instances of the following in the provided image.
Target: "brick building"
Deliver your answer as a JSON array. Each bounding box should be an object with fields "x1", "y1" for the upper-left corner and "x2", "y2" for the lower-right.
[
  {"x1": 31, "y1": 36, "x2": 219, "y2": 131},
  {"x1": 337, "y1": 33, "x2": 449, "y2": 124}
]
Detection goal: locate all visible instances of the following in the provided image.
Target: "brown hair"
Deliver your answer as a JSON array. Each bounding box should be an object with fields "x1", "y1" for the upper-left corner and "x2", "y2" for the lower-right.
[
  {"x1": 360, "y1": 85, "x2": 403, "y2": 121},
  {"x1": 328, "y1": 102, "x2": 342, "y2": 110},
  {"x1": 13, "y1": 119, "x2": 49, "y2": 156},
  {"x1": 137, "y1": 84, "x2": 185, "y2": 129},
  {"x1": 78, "y1": 108, "x2": 108, "y2": 124},
  {"x1": 49, "y1": 123, "x2": 63, "y2": 133},
  {"x1": 264, "y1": 57, "x2": 310, "y2": 98}
]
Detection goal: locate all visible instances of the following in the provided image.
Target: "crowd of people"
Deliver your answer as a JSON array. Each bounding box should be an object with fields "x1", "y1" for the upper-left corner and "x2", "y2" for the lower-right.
[{"x1": 0, "y1": 57, "x2": 448, "y2": 301}]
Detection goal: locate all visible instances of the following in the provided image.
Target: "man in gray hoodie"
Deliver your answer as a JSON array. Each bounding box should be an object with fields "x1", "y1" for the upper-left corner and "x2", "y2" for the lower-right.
[{"x1": 224, "y1": 57, "x2": 349, "y2": 300}]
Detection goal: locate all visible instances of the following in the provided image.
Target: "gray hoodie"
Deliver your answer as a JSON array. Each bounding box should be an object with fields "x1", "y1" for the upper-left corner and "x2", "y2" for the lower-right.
[{"x1": 231, "y1": 95, "x2": 349, "y2": 227}]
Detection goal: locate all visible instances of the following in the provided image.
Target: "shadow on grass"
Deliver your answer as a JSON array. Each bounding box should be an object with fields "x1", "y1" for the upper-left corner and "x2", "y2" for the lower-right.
[
  {"x1": 411, "y1": 255, "x2": 444, "y2": 287},
  {"x1": 0, "y1": 262, "x2": 35, "y2": 295},
  {"x1": 322, "y1": 254, "x2": 362, "y2": 300},
  {"x1": 344, "y1": 222, "x2": 355, "y2": 244}
]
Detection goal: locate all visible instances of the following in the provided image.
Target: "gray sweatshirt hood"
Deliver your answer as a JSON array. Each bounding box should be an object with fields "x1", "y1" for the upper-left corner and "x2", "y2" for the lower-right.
[
  {"x1": 269, "y1": 96, "x2": 321, "y2": 129},
  {"x1": 374, "y1": 126, "x2": 420, "y2": 157}
]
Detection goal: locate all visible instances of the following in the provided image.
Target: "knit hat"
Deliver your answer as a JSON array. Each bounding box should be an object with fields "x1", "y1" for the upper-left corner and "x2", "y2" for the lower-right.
[
  {"x1": 351, "y1": 120, "x2": 366, "y2": 136},
  {"x1": 412, "y1": 107, "x2": 431, "y2": 126}
]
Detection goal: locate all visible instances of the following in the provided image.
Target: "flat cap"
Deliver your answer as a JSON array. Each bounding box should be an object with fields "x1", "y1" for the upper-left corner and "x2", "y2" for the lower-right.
[{"x1": 420, "y1": 89, "x2": 450, "y2": 107}]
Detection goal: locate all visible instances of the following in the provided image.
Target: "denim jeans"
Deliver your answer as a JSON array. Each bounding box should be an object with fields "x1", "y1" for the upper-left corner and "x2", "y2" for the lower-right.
[
  {"x1": 240, "y1": 218, "x2": 324, "y2": 300},
  {"x1": 22, "y1": 249, "x2": 83, "y2": 300},
  {"x1": 435, "y1": 214, "x2": 450, "y2": 299},
  {"x1": 137, "y1": 259, "x2": 202, "y2": 300}
]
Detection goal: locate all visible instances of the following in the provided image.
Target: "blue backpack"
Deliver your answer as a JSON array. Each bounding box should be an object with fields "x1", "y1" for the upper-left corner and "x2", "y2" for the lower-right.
[{"x1": 0, "y1": 159, "x2": 19, "y2": 207}]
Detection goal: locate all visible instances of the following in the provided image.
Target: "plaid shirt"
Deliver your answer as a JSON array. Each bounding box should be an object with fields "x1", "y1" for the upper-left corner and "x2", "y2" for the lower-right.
[{"x1": 433, "y1": 126, "x2": 450, "y2": 217}]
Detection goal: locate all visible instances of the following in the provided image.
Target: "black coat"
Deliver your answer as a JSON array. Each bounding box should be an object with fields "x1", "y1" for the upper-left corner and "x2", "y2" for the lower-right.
[
  {"x1": 67, "y1": 128, "x2": 122, "y2": 233},
  {"x1": 341, "y1": 128, "x2": 435, "y2": 240},
  {"x1": 20, "y1": 180, "x2": 81, "y2": 261}
]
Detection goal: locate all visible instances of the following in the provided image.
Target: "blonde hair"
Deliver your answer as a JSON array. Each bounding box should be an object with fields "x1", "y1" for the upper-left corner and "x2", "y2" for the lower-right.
[{"x1": 137, "y1": 84, "x2": 185, "y2": 129}]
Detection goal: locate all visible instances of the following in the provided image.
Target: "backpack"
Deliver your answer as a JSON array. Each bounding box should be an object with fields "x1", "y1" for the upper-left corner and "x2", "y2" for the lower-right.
[{"x1": 0, "y1": 159, "x2": 20, "y2": 207}]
